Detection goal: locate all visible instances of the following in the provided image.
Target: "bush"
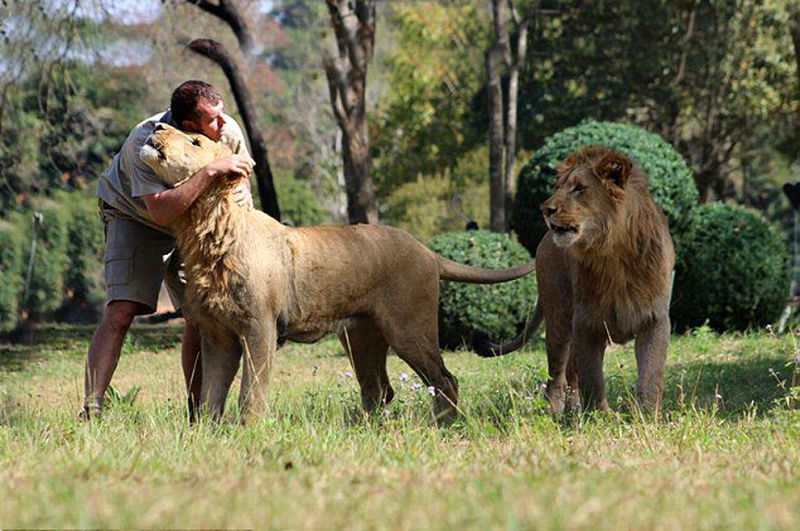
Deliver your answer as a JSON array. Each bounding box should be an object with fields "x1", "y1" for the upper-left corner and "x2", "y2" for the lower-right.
[
  {"x1": 0, "y1": 220, "x2": 25, "y2": 332},
  {"x1": 383, "y1": 175, "x2": 489, "y2": 241},
  {"x1": 383, "y1": 148, "x2": 490, "y2": 241},
  {"x1": 60, "y1": 191, "x2": 105, "y2": 322},
  {"x1": 22, "y1": 198, "x2": 71, "y2": 319},
  {"x1": 273, "y1": 173, "x2": 329, "y2": 227},
  {"x1": 427, "y1": 230, "x2": 537, "y2": 349},
  {"x1": 512, "y1": 119, "x2": 698, "y2": 253},
  {"x1": 671, "y1": 203, "x2": 790, "y2": 332}
]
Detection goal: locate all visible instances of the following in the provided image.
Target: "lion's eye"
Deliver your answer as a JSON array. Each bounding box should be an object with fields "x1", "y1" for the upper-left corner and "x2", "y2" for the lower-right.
[{"x1": 571, "y1": 183, "x2": 585, "y2": 195}]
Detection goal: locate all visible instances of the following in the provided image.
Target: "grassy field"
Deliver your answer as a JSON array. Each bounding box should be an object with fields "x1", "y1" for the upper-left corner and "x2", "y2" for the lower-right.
[{"x1": 1, "y1": 323, "x2": 799, "y2": 529}]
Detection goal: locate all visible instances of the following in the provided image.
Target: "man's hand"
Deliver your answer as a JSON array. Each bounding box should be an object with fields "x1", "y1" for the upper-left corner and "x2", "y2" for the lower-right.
[{"x1": 206, "y1": 154, "x2": 255, "y2": 180}]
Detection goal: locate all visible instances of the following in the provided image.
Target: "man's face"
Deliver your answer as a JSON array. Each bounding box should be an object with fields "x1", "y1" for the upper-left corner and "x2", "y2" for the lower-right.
[{"x1": 182, "y1": 98, "x2": 226, "y2": 142}]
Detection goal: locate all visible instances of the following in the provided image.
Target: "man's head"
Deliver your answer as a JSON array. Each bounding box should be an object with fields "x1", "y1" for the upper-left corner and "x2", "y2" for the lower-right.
[{"x1": 170, "y1": 80, "x2": 226, "y2": 142}]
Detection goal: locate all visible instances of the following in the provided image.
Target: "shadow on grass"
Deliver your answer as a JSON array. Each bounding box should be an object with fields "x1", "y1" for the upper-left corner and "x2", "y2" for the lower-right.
[
  {"x1": 0, "y1": 323, "x2": 183, "y2": 372},
  {"x1": 604, "y1": 353, "x2": 797, "y2": 420}
]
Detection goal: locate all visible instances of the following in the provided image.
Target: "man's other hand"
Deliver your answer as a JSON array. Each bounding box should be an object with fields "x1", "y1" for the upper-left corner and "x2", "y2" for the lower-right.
[{"x1": 232, "y1": 180, "x2": 254, "y2": 209}]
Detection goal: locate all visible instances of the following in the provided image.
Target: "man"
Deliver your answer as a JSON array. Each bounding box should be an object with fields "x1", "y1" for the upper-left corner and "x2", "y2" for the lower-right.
[{"x1": 81, "y1": 80, "x2": 255, "y2": 419}]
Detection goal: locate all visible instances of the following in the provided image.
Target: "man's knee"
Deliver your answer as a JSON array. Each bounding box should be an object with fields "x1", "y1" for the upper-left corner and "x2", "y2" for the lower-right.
[{"x1": 102, "y1": 301, "x2": 139, "y2": 332}]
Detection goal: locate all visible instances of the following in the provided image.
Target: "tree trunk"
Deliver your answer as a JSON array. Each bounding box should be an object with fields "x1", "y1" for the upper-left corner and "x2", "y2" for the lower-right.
[
  {"x1": 487, "y1": 44, "x2": 506, "y2": 232},
  {"x1": 487, "y1": 0, "x2": 511, "y2": 233},
  {"x1": 188, "y1": 39, "x2": 281, "y2": 220},
  {"x1": 504, "y1": 11, "x2": 532, "y2": 230},
  {"x1": 791, "y1": 9, "x2": 800, "y2": 158},
  {"x1": 323, "y1": 0, "x2": 379, "y2": 225}
]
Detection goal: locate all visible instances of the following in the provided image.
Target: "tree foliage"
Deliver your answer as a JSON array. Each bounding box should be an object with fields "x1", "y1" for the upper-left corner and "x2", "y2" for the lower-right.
[
  {"x1": 371, "y1": 3, "x2": 488, "y2": 197},
  {"x1": 518, "y1": 0, "x2": 799, "y2": 202}
]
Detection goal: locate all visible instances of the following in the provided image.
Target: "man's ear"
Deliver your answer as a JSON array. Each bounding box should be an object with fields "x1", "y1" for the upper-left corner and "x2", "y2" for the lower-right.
[{"x1": 593, "y1": 151, "x2": 632, "y2": 191}]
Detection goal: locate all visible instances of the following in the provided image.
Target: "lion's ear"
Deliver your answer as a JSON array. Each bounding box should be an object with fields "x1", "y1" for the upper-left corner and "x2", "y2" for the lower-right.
[
  {"x1": 557, "y1": 153, "x2": 581, "y2": 175},
  {"x1": 594, "y1": 151, "x2": 632, "y2": 191}
]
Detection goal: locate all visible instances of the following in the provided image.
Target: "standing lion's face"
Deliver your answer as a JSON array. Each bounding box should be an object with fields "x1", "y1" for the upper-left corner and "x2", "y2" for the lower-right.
[
  {"x1": 140, "y1": 122, "x2": 233, "y2": 187},
  {"x1": 541, "y1": 147, "x2": 632, "y2": 248}
]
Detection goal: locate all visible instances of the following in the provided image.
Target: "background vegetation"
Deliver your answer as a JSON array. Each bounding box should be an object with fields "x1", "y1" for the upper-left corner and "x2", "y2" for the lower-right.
[{"x1": 0, "y1": 0, "x2": 798, "y2": 333}]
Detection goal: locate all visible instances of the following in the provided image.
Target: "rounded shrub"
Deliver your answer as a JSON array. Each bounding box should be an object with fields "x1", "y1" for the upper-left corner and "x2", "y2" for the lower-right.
[
  {"x1": 427, "y1": 230, "x2": 537, "y2": 349},
  {"x1": 671, "y1": 203, "x2": 790, "y2": 332},
  {"x1": 0, "y1": 220, "x2": 25, "y2": 332},
  {"x1": 512, "y1": 119, "x2": 698, "y2": 253}
]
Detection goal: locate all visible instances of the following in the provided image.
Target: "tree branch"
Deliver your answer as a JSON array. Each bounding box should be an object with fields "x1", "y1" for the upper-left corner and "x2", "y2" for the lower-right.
[
  {"x1": 184, "y1": 0, "x2": 253, "y2": 54},
  {"x1": 188, "y1": 38, "x2": 280, "y2": 219}
]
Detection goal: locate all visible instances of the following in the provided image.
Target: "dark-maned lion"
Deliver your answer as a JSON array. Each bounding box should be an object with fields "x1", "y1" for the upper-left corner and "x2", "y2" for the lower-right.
[
  {"x1": 140, "y1": 123, "x2": 535, "y2": 423},
  {"x1": 475, "y1": 146, "x2": 674, "y2": 414}
]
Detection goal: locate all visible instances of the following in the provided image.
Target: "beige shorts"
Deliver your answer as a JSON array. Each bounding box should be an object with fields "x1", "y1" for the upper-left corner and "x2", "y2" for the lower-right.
[{"x1": 100, "y1": 203, "x2": 185, "y2": 315}]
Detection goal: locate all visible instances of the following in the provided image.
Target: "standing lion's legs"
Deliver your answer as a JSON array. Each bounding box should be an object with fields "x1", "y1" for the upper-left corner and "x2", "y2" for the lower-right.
[
  {"x1": 634, "y1": 316, "x2": 670, "y2": 415},
  {"x1": 565, "y1": 352, "x2": 581, "y2": 412},
  {"x1": 239, "y1": 324, "x2": 276, "y2": 419},
  {"x1": 199, "y1": 335, "x2": 241, "y2": 420},
  {"x1": 181, "y1": 321, "x2": 202, "y2": 422},
  {"x1": 339, "y1": 318, "x2": 393, "y2": 413},
  {"x1": 571, "y1": 331, "x2": 609, "y2": 411},
  {"x1": 544, "y1": 333, "x2": 571, "y2": 414},
  {"x1": 388, "y1": 331, "x2": 459, "y2": 425}
]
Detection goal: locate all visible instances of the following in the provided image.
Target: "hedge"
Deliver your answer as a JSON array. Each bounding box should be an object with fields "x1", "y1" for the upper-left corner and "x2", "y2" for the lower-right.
[
  {"x1": 671, "y1": 203, "x2": 790, "y2": 331},
  {"x1": 427, "y1": 230, "x2": 537, "y2": 349},
  {"x1": 512, "y1": 119, "x2": 698, "y2": 254}
]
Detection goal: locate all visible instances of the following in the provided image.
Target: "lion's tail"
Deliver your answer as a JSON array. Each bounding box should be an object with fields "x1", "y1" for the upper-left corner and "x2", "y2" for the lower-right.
[
  {"x1": 436, "y1": 255, "x2": 535, "y2": 284},
  {"x1": 472, "y1": 302, "x2": 544, "y2": 357}
]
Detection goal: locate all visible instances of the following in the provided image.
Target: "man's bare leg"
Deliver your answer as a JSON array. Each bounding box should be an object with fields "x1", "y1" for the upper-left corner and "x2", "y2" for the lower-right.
[
  {"x1": 182, "y1": 321, "x2": 202, "y2": 421},
  {"x1": 82, "y1": 300, "x2": 139, "y2": 418}
]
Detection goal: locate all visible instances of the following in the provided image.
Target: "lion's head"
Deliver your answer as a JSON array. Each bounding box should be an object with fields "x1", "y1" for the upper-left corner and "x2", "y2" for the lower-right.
[
  {"x1": 139, "y1": 122, "x2": 233, "y2": 187},
  {"x1": 541, "y1": 146, "x2": 636, "y2": 248}
]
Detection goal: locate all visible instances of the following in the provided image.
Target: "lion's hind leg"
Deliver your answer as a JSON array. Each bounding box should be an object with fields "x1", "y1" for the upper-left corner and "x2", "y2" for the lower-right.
[
  {"x1": 339, "y1": 317, "x2": 393, "y2": 414},
  {"x1": 634, "y1": 316, "x2": 670, "y2": 416},
  {"x1": 383, "y1": 320, "x2": 459, "y2": 425}
]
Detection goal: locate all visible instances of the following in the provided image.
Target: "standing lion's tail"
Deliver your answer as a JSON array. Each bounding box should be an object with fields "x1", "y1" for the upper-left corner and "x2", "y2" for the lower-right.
[
  {"x1": 472, "y1": 302, "x2": 544, "y2": 357},
  {"x1": 435, "y1": 255, "x2": 535, "y2": 284}
]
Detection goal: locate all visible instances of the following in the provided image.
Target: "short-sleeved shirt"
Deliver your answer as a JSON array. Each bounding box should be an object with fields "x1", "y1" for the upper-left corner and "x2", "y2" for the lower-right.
[{"x1": 97, "y1": 109, "x2": 249, "y2": 234}]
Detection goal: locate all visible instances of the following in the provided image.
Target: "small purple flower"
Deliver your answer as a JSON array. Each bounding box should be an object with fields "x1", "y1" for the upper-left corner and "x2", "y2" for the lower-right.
[
  {"x1": 399, "y1": 372, "x2": 410, "y2": 382},
  {"x1": 342, "y1": 371, "x2": 354, "y2": 378},
  {"x1": 427, "y1": 386, "x2": 436, "y2": 397},
  {"x1": 410, "y1": 383, "x2": 423, "y2": 391}
]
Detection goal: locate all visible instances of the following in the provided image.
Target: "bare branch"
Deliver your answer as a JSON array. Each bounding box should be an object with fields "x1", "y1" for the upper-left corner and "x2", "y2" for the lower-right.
[
  {"x1": 188, "y1": 38, "x2": 280, "y2": 219},
  {"x1": 183, "y1": 0, "x2": 254, "y2": 54}
]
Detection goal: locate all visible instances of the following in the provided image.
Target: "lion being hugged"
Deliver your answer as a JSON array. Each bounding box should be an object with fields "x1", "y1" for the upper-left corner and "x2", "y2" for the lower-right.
[
  {"x1": 140, "y1": 123, "x2": 535, "y2": 423},
  {"x1": 475, "y1": 146, "x2": 674, "y2": 414}
]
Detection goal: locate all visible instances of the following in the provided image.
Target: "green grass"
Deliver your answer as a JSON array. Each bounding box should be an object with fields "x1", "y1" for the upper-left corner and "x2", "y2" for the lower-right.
[{"x1": 1, "y1": 323, "x2": 799, "y2": 529}]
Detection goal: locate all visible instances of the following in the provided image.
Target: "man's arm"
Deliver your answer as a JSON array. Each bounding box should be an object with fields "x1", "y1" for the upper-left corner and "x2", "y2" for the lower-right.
[{"x1": 144, "y1": 154, "x2": 254, "y2": 226}]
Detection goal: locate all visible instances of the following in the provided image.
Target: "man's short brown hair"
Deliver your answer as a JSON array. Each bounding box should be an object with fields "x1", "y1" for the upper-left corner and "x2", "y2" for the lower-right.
[{"x1": 170, "y1": 80, "x2": 222, "y2": 128}]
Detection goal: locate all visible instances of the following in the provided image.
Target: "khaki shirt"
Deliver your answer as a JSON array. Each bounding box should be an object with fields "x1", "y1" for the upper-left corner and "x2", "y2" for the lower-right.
[{"x1": 97, "y1": 110, "x2": 249, "y2": 234}]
